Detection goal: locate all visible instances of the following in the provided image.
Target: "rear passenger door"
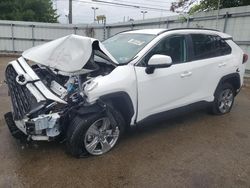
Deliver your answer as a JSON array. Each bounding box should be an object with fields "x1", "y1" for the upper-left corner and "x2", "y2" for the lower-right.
[{"x1": 187, "y1": 34, "x2": 232, "y2": 102}]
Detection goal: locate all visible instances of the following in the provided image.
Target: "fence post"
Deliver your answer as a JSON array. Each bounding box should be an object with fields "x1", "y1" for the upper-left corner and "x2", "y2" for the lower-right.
[
  {"x1": 11, "y1": 24, "x2": 15, "y2": 52},
  {"x1": 107, "y1": 26, "x2": 111, "y2": 39},
  {"x1": 186, "y1": 16, "x2": 190, "y2": 28},
  {"x1": 166, "y1": 19, "x2": 169, "y2": 28},
  {"x1": 31, "y1": 25, "x2": 35, "y2": 47},
  {"x1": 103, "y1": 18, "x2": 106, "y2": 40},
  {"x1": 223, "y1": 12, "x2": 229, "y2": 33},
  {"x1": 131, "y1": 23, "x2": 134, "y2": 30},
  {"x1": 74, "y1": 26, "x2": 77, "y2": 34}
]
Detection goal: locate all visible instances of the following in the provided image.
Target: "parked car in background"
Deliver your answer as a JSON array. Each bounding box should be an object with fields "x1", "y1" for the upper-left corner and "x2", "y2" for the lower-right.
[{"x1": 4, "y1": 28, "x2": 247, "y2": 157}]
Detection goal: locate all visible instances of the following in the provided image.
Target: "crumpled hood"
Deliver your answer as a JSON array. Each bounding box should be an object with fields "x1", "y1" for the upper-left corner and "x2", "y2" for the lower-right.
[{"x1": 22, "y1": 34, "x2": 118, "y2": 73}]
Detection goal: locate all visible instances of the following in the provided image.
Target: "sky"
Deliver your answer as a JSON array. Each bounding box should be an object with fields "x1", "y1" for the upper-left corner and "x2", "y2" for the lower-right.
[{"x1": 53, "y1": 0, "x2": 179, "y2": 24}]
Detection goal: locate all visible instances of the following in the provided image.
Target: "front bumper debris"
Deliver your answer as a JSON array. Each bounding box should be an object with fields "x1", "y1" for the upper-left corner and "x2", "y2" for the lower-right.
[{"x1": 5, "y1": 57, "x2": 67, "y2": 141}]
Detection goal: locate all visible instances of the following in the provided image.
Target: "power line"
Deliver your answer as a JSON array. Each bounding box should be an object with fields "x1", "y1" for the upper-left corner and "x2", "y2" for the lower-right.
[
  {"x1": 71, "y1": 0, "x2": 145, "y2": 10},
  {"x1": 143, "y1": 0, "x2": 174, "y2": 4},
  {"x1": 69, "y1": 0, "x2": 171, "y2": 12},
  {"x1": 91, "y1": 0, "x2": 171, "y2": 11},
  {"x1": 56, "y1": 0, "x2": 174, "y2": 23},
  {"x1": 57, "y1": 0, "x2": 142, "y2": 10},
  {"x1": 56, "y1": 0, "x2": 171, "y2": 12},
  {"x1": 111, "y1": 0, "x2": 171, "y2": 8}
]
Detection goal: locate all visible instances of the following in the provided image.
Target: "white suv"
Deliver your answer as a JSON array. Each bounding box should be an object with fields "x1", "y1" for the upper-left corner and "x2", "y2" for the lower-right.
[{"x1": 4, "y1": 29, "x2": 248, "y2": 157}]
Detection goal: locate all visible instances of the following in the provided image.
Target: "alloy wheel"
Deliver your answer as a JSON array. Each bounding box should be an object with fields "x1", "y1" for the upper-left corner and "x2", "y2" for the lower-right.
[
  {"x1": 218, "y1": 88, "x2": 234, "y2": 113},
  {"x1": 84, "y1": 117, "x2": 120, "y2": 155}
]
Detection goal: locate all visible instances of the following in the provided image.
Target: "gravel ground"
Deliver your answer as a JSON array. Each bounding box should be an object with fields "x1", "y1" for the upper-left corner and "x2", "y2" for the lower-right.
[{"x1": 0, "y1": 56, "x2": 250, "y2": 188}]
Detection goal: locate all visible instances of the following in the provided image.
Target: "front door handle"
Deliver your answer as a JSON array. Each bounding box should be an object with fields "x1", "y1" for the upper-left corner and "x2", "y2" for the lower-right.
[
  {"x1": 181, "y1": 71, "x2": 192, "y2": 78},
  {"x1": 218, "y1": 62, "x2": 226, "y2": 67}
]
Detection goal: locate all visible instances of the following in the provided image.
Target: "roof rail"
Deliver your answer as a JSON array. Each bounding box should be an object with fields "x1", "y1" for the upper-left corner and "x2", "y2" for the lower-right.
[{"x1": 157, "y1": 28, "x2": 220, "y2": 35}]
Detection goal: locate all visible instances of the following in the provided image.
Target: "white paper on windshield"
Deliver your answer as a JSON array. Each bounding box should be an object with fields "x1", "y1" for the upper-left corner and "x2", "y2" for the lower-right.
[{"x1": 128, "y1": 39, "x2": 145, "y2": 46}]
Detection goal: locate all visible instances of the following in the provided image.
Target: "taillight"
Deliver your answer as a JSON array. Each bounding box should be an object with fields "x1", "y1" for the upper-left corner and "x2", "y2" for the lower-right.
[{"x1": 243, "y1": 53, "x2": 248, "y2": 64}]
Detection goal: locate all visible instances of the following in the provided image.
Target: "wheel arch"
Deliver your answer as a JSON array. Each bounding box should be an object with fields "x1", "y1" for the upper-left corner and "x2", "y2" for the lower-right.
[
  {"x1": 214, "y1": 73, "x2": 241, "y2": 96},
  {"x1": 99, "y1": 91, "x2": 135, "y2": 126}
]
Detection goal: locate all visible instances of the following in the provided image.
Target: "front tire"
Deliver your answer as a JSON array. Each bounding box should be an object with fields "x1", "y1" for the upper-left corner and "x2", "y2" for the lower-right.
[
  {"x1": 66, "y1": 107, "x2": 125, "y2": 157},
  {"x1": 4, "y1": 112, "x2": 27, "y2": 140},
  {"x1": 211, "y1": 83, "x2": 235, "y2": 115}
]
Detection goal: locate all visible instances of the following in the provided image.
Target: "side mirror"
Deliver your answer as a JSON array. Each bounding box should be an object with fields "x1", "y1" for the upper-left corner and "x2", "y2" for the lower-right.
[{"x1": 146, "y1": 54, "x2": 172, "y2": 74}]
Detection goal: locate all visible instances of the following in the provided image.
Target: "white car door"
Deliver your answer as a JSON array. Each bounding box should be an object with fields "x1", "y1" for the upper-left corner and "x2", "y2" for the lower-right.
[
  {"x1": 184, "y1": 34, "x2": 234, "y2": 102},
  {"x1": 135, "y1": 35, "x2": 198, "y2": 122}
]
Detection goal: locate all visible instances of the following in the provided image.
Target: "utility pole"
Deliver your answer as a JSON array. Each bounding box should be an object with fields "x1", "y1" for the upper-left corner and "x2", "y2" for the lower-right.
[
  {"x1": 141, "y1": 11, "x2": 148, "y2": 20},
  {"x1": 69, "y1": 0, "x2": 73, "y2": 24},
  {"x1": 216, "y1": 0, "x2": 220, "y2": 29},
  {"x1": 92, "y1": 7, "x2": 99, "y2": 23}
]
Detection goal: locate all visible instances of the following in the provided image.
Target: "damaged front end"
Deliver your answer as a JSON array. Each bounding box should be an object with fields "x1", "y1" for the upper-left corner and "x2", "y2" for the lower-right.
[{"x1": 4, "y1": 35, "x2": 117, "y2": 141}]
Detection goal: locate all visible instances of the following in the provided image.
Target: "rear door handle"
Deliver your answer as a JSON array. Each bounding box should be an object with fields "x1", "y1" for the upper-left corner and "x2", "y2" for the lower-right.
[
  {"x1": 181, "y1": 71, "x2": 192, "y2": 78},
  {"x1": 218, "y1": 62, "x2": 226, "y2": 67}
]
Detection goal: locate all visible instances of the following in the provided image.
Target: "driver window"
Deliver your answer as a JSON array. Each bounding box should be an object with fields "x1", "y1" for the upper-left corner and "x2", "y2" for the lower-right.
[{"x1": 140, "y1": 35, "x2": 187, "y2": 66}]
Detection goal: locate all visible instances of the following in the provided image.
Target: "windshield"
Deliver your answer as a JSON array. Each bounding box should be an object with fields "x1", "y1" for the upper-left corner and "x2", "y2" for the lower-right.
[{"x1": 102, "y1": 33, "x2": 156, "y2": 64}]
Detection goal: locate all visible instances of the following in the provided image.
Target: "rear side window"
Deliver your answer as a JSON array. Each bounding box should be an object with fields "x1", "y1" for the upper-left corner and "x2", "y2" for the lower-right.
[{"x1": 191, "y1": 34, "x2": 231, "y2": 60}]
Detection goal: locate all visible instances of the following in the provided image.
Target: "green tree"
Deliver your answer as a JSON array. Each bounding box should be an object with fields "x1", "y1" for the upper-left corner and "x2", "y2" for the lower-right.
[
  {"x1": 0, "y1": 0, "x2": 58, "y2": 23},
  {"x1": 171, "y1": 0, "x2": 250, "y2": 14}
]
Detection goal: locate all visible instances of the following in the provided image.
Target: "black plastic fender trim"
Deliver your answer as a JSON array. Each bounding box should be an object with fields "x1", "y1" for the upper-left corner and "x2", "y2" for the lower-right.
[
  {"x1": 99, "y1": 91, "x2": 135, "y2": 125},
  {"x1": 214, "y1": 73, "x2": 241, "y2": 96}
]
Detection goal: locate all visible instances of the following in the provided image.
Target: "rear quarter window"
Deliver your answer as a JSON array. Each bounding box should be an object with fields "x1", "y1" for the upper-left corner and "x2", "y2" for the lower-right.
[{"x1": 191, "y1": 34, "x2": 231, "y2": 61}]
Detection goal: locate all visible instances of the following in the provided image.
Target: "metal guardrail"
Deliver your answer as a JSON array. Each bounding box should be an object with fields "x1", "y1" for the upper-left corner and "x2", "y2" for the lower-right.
[{"x1": 0, "y1": 36, "x2": 51, "y2": 42}]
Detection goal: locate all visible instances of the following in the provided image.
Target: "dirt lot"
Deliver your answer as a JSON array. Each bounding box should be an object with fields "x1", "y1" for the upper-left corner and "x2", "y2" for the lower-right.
[{"x1": 0, "y1": 56, "x2": 250, "y2": 188}]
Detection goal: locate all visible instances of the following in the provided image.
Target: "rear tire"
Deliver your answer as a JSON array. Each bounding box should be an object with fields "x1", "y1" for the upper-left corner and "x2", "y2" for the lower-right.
[
  {"x1": 210, "y1": 83, "x2": 235, "y2": 115},
  {"x1": 66, "y1": 106, "x2": 125, "y2": 157}
]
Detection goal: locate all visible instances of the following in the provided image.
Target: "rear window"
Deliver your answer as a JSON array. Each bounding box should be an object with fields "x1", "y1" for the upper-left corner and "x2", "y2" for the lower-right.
[{"x1": 191, "y1": 34, "x2": 231, "y2": 60}]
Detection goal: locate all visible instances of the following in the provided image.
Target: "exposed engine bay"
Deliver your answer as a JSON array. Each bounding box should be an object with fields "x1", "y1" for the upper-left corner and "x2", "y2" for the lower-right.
[
  {"x1": 4, "y1": 35, "x2": 118, "y2": 141},
  {"x1": 26, "y1": 56, "x2": 114, "y2": 140},
  {"x1": 32, "y1": 54, "x2": 115, "y2": 104}
]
